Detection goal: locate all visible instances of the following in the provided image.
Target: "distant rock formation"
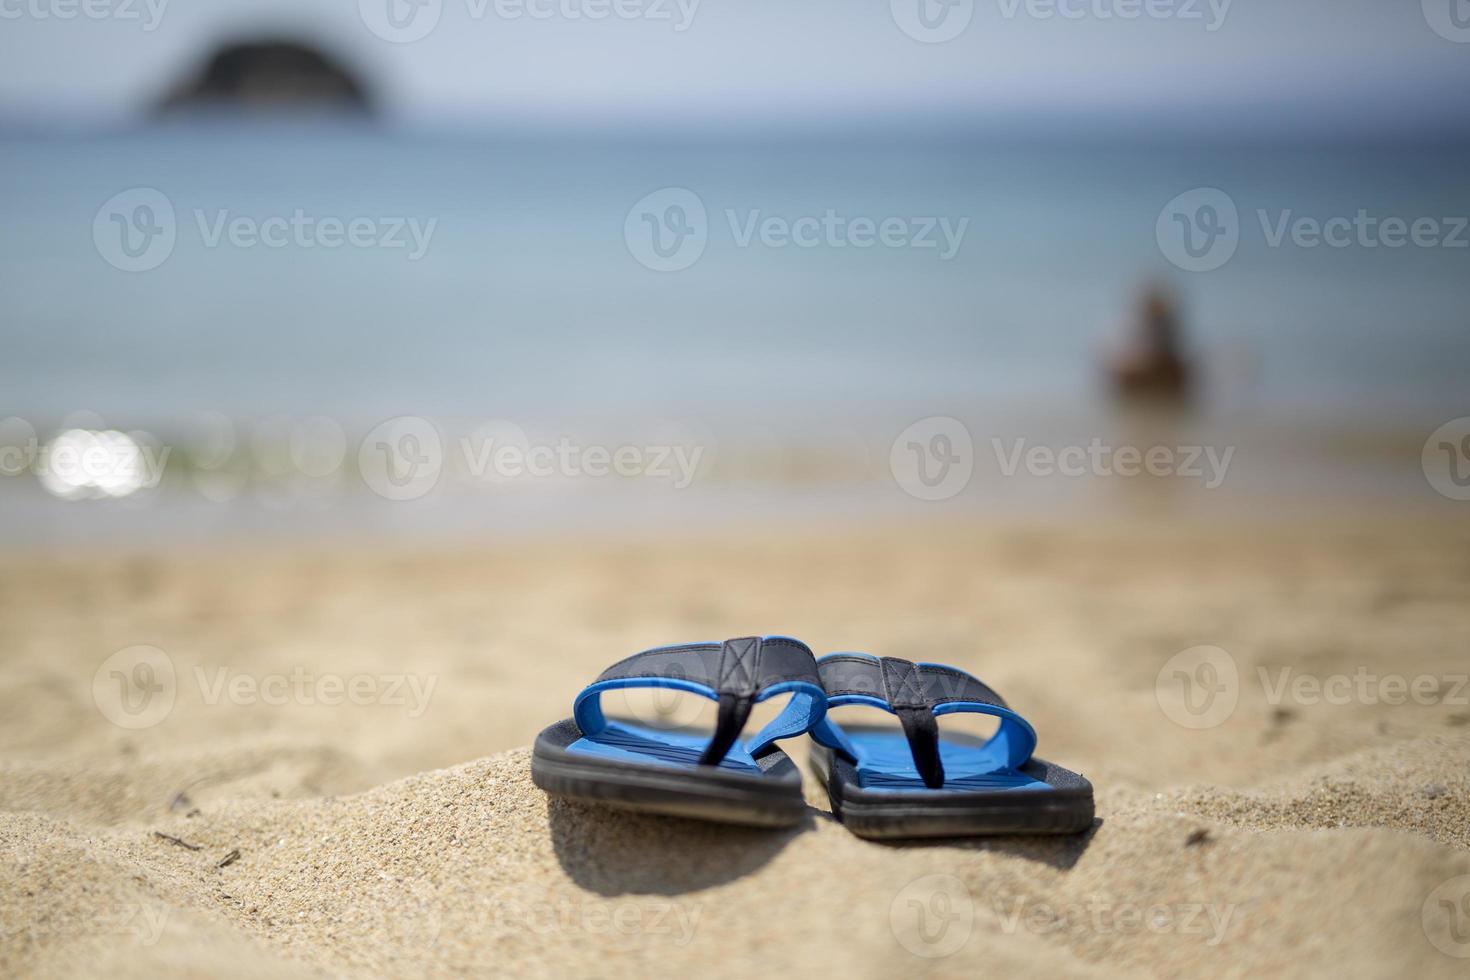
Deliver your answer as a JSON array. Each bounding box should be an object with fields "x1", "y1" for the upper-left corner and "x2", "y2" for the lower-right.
[{"x1": 155, "y1": 40, "x2": 374, "y2": 116}]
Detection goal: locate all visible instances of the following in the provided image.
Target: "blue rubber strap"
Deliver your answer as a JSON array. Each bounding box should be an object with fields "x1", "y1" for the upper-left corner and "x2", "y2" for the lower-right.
[
  {"x1": 572, "y1": 675, "x2": 827, "y2": 759},
  {"x1": 746, "y1": 682, "x2": 827, "y2": 756},
  {"x1": 810, "y1": 654, "x2": 1039, "y2": 772},
  {"x1": 811, "y1": 694, "x2": 1037, "y2": 770},
  {"x1": 574, "y1": 675, "x2": 714, "y2": 738},
  {"x1": 932, "y1": 700, "x2": 1037, "y2": 769}
]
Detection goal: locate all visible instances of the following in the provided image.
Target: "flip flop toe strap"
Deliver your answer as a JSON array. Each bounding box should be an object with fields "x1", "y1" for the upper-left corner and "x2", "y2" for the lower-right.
[
  {"x1": 878, "y1": 657, "x2": 946, "y2": 788},
  {"x1": 811, "y1": 654, "x2": 1038, "y2": 789},
  {"x1": 573, "y1": 636, "x2": 827, "y2": 767}
]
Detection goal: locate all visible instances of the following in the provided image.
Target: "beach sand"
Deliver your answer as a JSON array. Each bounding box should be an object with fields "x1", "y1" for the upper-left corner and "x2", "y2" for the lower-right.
[{"x1": 3, "y1": 517, "x2": 1469, "y2": 977}]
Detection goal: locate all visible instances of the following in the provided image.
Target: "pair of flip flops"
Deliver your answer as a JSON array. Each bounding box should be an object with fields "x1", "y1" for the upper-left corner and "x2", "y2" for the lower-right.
[{"x1": 531, "y1": 636, "x2": 1093, "y2": 838}]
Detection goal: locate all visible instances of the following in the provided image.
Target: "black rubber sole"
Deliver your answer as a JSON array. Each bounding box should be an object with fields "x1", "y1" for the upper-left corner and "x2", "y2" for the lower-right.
[
  {"x1": 810, "y1": 741, "x2": 1095, "y2": 840},
  {"x1": 531, "y1": 719, "x2": 808, "y2": 828}
]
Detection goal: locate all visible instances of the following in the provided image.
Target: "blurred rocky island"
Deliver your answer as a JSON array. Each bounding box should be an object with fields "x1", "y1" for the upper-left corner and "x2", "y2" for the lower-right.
[{"x1": 155, "y1": 40, "x2": 375, "y2": 117}]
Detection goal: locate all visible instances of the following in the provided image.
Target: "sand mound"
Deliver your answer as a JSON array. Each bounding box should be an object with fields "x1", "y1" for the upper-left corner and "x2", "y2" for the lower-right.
[{"x1": 3, "y1": 737, "x2": 1467, "y2": 979}]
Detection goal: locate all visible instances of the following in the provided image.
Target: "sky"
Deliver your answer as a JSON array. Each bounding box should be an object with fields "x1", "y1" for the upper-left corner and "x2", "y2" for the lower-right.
[{"x1": 2, "y1": 0, "x2": 1470, "y2": 136}]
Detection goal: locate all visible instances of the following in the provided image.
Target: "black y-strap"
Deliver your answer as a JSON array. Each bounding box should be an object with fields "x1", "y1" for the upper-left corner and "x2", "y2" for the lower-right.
[
  {"x1": 697, "y1": 636, "x2": 763, "y2": 766},
  {"x1": 880, "y1": 656, "x2": 945, "y2": 789}
]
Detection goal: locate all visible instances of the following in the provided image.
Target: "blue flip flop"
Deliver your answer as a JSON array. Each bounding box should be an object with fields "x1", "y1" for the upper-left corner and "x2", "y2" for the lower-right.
[
  {"x1": 808, "y1": 653, "x2": 1094, "y2": 838},
  {"x1": 532, "y1": 636, "x2": 827, "y2": 827}
]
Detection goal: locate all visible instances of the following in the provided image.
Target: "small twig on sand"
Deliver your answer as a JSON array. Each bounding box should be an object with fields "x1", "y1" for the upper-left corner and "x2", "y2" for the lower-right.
[
  {"x1": 217, "y1": 849, "x2": 242, "y2": 868},
  {"x1": 153, "y1": 831, "x2": 203, "y2": 851}
]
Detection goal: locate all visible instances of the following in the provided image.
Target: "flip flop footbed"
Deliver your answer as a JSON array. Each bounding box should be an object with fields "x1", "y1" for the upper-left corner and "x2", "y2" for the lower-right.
[
  {"x1": 810, "y1": 736, "x2": 1094, "y2": 839},
  {"x1": 533, "y1": 718, "x2": 808, "y2": 827}
]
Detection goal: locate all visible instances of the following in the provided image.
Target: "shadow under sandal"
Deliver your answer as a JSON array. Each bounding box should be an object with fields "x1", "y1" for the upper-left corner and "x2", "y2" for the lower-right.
[
  {"x1": 532, "y1": 636, "x2": 827, "y2": 827},
  {"x1": 808, "y1": 654, "x2": 1094, "y2": 839}
]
